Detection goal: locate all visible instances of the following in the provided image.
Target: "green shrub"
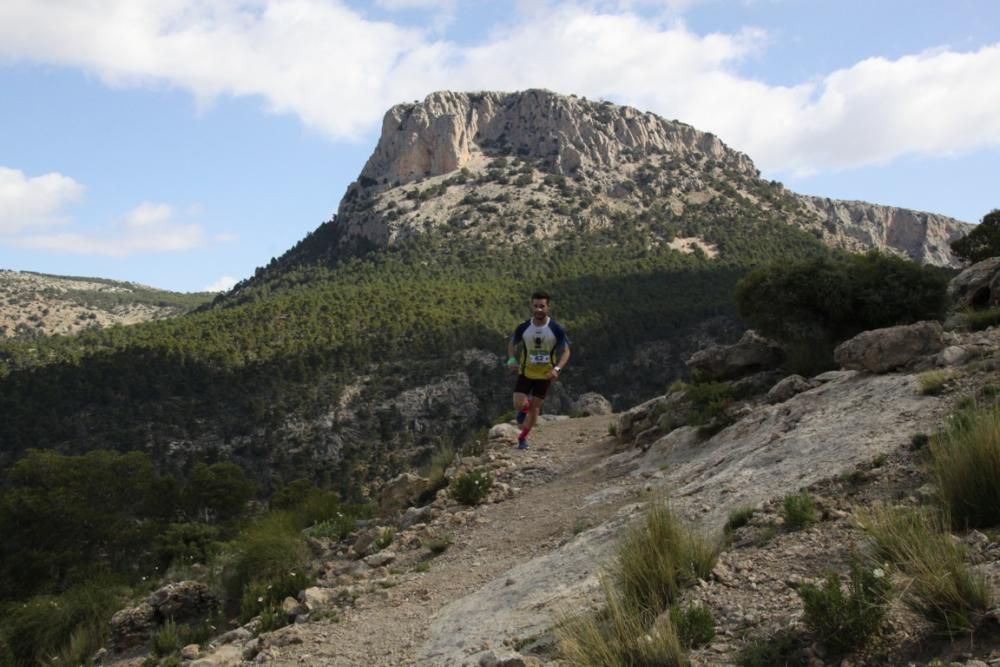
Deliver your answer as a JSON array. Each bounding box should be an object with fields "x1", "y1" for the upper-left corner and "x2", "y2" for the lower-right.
[
  {"x1": 257, "y1": 603, "x2": 292, "y2": 633},
  {"x1": 373, "y1": 527, "x2": 395, "y2": 551},
  {"x1": 449, "y1": 470, "x2": 494, "y2": 506},
  {"x1": 964, "y1": 306, "x2": 1000, "y2": 331},
  {"x1": 671, "y1": 602, "x2": 715, "y2": 648},
  {"x1": 797, "y1": 557, "x2": 890, "y2": 654},
  {"x1": 238, "y1": 570, "x2": 306, "y2": 624},
  {"x1": 421, "y1": 444, "x2": 456, "y2": 491},
  {"x1": 303, "y1": 513, "x2": 357, "y2": 540},
  {"x1": 682, "y1": 381, "x2": 738, "y2": 426},
  {"x1": 735, "y1": 252, "x2": 949, "y2": 349},
  {"x1": 0, "y1": 576, "x2": 126, "y2": 667},
  {"x1": 152, "y1": 618, "x2": 182, "y2": 657},
  {"x1": 857, "y1": 503, "x2": 992, "y2": 636},
  {"x1": 185, "y1": 462, "x2": 255, "y2": 523},
  {"x1": 615, "y1": 500, "x2": 718, "y2": 613},
  {"x1": 781, "y1": 492, "x2": 816, "y2": 531},
  {"x1": 425, "y1": 535, "x2": 452, "y2": 554},
  {"x1": 917, "y1": 369, "x2": 954, "y2": 396},
  {"x1": 930, "y1": 402, "x2": 1000, "y2": 528},
  {"x1": 558, "y1": 577, "x2": 687, "y2": 667},
  {"x1": 950, "y1": 209, "x2": 1000, "y2": 264},
  {"x1": 155, "y1": 522, "x2": 221, "y2": 570},
  {"x1": 222, "y1": 513, "x2": 309, "y2": 613},
  {"x1": 270, "y1": 478, "x2": 319, "y2": 510},
  {"x1": 724, "y1": 506, "x2": 756, "y2": 534},
  {"x1": 735, "y1": 629, "x2": 806, "y2": 667}
]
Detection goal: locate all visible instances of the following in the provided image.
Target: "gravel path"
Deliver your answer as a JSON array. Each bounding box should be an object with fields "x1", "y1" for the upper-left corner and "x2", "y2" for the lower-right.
[{"x1": 260, "y1": 414, "x2": 630, "y2": 667}]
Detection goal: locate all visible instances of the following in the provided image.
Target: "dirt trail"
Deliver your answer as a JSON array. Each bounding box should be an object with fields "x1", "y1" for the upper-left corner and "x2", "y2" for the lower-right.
[{"x1": 263, "y1": 414, "x2": 632, "y2": 666}]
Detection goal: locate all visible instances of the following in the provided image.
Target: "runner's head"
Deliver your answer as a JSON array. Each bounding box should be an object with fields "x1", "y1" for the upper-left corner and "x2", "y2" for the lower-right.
[{"x1": 530, "y1": 290, "x2": 550, "y2": 321}]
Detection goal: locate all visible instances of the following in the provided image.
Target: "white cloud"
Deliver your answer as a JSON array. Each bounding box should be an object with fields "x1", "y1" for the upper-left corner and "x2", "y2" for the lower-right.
[
  {"x1": 1, "y1": 1, "x2": 998, "y2": 175},
  {"x1": 125, "y1": 202, "x2": 173, "y2": 228},
  {"x1": 12, "y1": 201, "x2": 208, "y2": 257},
  {"x1": 0, "y1": 167, "x2": 84, "y2": 234},
  {"x1": 726, "y1": 45, "x2": 1000, "y2": 174},
  {"x1": 203, "y1": 275, "x2": 238, "y2": 292},
  {"x1": 374, "y1": 0, "x2": 456, "y2": 10}
]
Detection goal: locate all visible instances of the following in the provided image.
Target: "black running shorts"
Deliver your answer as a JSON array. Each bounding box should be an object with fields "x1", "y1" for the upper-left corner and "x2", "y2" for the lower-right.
[{"x1": 514, "y1": 375, "x2": 552, "y2": 399}]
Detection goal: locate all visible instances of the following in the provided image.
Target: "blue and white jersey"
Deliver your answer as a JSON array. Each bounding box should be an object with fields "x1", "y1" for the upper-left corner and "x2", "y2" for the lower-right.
[{"x1": 511, "y1": 317, "x2": 570, "y2": 380}]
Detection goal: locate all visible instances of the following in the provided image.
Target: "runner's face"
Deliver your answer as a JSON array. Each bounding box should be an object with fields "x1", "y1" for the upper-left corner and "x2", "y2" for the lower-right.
[{"x1": 531, "y1": 299, "x2": 549, "y2": 321}]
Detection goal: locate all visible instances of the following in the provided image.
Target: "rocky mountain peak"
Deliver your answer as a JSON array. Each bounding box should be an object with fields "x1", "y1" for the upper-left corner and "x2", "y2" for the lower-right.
[
  {"x1": 269, "y1": 89, "x2": 971, "y2": 282},
  {"x1": 358, "y1": 89, "x2": 758, "y2": 191}
]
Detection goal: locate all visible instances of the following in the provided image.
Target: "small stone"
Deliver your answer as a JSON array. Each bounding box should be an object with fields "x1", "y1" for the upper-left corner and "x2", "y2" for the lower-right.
[{"x1": 181, "y1": 644, "x2": 200, "y2": 660}]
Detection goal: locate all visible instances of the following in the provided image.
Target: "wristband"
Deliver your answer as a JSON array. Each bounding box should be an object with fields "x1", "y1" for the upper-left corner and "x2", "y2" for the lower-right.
[{"x1": 506, "y1": 356, "x2": 518, "y2": 366}]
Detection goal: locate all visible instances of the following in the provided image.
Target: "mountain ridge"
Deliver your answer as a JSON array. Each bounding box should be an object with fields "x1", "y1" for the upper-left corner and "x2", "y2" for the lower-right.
[{"x1": 255, "y1": 89, "x2": 969, "y2": 288}]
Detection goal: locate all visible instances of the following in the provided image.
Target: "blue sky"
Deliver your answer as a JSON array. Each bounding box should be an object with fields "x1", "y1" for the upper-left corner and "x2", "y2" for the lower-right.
[{"x1": 1, "y1": 1, "x2": 998, "y2": 293}]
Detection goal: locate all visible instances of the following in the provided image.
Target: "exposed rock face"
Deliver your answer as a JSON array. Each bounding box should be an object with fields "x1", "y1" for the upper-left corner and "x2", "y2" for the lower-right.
[
  {"x1": 834, "y1": 321, "x2": 945, "y2": 373},
  {"x1": 797, "y1": 196, "x2": 970, "y2": 266},
  {"x1": 948, "y1": 256, "x2": 1000, "y2": 309},
  {"x1": 686, "y1": 330, "x2": 784, "y2": 381},
  {"x1": 360, "y1": 89, "x2": 756, "y2": 190}
]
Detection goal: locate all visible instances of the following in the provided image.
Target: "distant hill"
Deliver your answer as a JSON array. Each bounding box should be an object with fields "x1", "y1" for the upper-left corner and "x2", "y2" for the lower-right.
[{"x1": 0, "y1": 270, "x2": 213, "y2": 339}]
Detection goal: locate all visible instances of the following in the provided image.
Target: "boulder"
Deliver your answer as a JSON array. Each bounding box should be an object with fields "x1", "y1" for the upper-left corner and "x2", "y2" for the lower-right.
[
  {"x1": 479, "y1": 651, "x2": 543, "y2": 667},
  {"x1": 351, "y1": 528, "x2": 378, "y2": 556},
  {"x1": 400, "y1": 504, "x2": 434, "y2": 529},
  {"x1": 148, "y1": 580, "x2": 218, "y2": 623},
  {"x1": 616, "y1": 391, "x2": 689, "y2": 446},
  {"x1": 364, "y1": 550, "x2": 397, "y2": 568},
  {"x1": 570, "y1": 392, "x2": 612, "y2": 417},
  {"x1": 380, "y1": 472, "x2": 433, "y2": 513},
  {"x1": 109, "y1": 602, "x2": 155, "y2": 651},
  {"x1": 300, "y1": 586, "x2": 337, "y2": 612},
  {"x1": 938, "y1": 345, "x2": 970, "y2": 366},
  {"x1": 686, "y1": 330, "x2": 784, "y2": 381},
  {"x1": 766, "y1": 375, "x2": 814, "y2": 404},
  {"x1": 948, "y1": 257, "x2": 1000, "y2": 309},
  {"x1": 189, "y1": 644, "x2": 243, "y2": 667},
  {"x1": 834, "y1": 321, "x2": 945, "y2": 373},
  {"x1": 489, "y1": 423, "x2": 521, "y2": 440},
  {"x1": 281, "y1": 596, "x2": 304, "y2": 617}
]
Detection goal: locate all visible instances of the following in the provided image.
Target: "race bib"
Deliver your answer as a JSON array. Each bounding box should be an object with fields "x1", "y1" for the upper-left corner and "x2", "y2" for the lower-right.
[{"x1": 530, "y1": 353, "x2": 551, "y2": 364}]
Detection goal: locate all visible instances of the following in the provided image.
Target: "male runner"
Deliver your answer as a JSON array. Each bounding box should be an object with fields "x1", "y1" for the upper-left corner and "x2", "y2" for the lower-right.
[{"x1": 506, "y1": 290, "x2": 571, "y2": 449}]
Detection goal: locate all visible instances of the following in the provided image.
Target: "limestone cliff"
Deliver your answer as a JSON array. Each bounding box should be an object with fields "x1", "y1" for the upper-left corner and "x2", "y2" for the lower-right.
[
  {"x1": 325, "y1": 89, "x2": 971, "y2": 267},
  {"x1": 359, "y1": 89, "x2": 756, "y2": 189},
  {"x1": 797, "y1": 195, "x2": 969, "y2": 267}
]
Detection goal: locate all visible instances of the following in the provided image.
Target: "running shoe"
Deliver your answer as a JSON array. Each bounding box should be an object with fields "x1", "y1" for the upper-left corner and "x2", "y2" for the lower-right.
[{"x1": 517, "y1": 437, "x2": 529, "y2": 450}]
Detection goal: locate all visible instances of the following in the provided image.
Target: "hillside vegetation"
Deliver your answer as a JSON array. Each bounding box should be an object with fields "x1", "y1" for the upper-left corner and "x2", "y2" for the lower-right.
[{"x1": 0, "y1": 213, "x2": 829, "y2": 485}]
